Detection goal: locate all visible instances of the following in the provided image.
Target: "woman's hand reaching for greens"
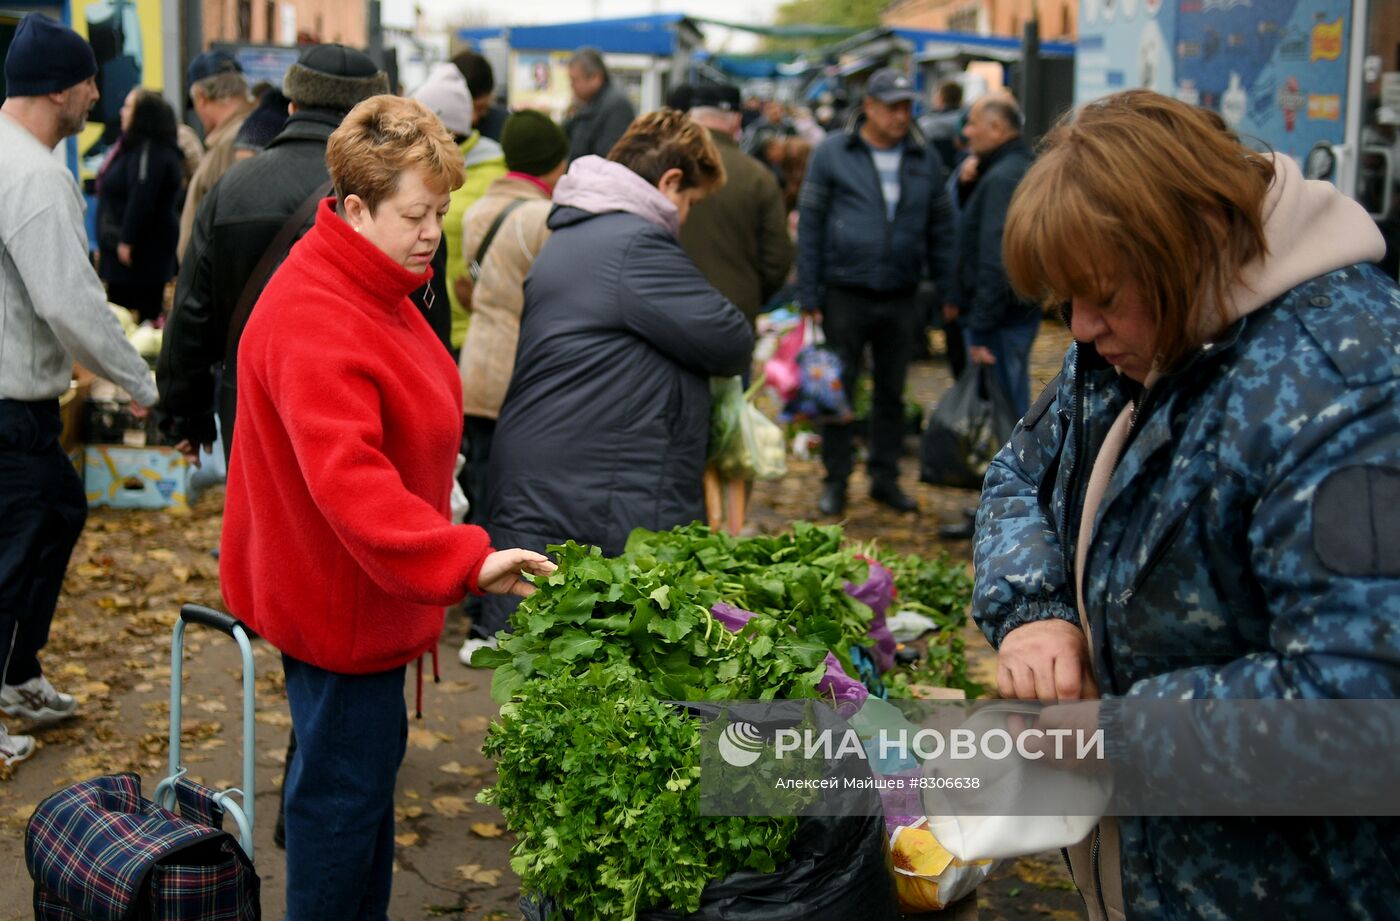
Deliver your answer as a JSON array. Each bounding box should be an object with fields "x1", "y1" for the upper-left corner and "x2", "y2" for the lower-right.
[{"x1": 478, "y1": 549, "x2": 556, "y2": 597}]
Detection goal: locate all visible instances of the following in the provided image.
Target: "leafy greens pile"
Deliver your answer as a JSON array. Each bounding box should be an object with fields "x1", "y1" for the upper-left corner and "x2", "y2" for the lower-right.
[
  {"x1": 474, "y1": 522, "x2": 874, "y2": 704},
  {"x1": 476, "y1": 524, "x2": 975, "y2": 920}
]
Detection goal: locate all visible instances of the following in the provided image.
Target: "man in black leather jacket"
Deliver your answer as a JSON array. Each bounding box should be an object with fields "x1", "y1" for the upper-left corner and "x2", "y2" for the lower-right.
[{"x1": 158, "y1": 44, "x2": 451, "y2": 464}]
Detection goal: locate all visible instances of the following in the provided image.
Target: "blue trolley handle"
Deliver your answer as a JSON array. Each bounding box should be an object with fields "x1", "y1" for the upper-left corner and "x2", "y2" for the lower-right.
[{"x1": 153, "y1": 604, "x2": 257, "y2": 862}]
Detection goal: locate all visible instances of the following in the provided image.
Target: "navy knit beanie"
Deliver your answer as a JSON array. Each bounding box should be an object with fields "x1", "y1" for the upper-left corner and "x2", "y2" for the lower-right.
[{"x1": 4, "y1": 13, "x2": 98, "y2": 98}]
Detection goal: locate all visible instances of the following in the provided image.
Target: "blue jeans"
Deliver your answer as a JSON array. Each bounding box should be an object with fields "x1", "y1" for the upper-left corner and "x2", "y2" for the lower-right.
[
  {"x1": 966, "y1": 318, "x2": 1041, "y2": 416},
  {"x1": 282, "y1": 655, "x2": 408, "y2": 921}
]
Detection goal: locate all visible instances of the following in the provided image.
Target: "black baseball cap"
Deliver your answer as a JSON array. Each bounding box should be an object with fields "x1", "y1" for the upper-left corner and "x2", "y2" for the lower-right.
[
  {"x1": 187, "y1": 49, "x2": 242, "y2": 88},
  {"x1": 690, "y1": 83, "x2": 741, "y2": 112},
  {"x1": 865, "y1": 68, "x2": 915, "y2": 104}
]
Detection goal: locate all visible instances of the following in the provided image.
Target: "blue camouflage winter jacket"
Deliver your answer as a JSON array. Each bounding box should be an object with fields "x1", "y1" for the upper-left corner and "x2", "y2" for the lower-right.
[{"x1": 973, "y1": 263, "x2": 1400, "y2": 919}]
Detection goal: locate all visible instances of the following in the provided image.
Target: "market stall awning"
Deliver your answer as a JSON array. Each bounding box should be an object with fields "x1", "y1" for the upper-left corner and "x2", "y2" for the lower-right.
[{"x1": 459, "y1": 13, "x2": 700, "y2": 56}]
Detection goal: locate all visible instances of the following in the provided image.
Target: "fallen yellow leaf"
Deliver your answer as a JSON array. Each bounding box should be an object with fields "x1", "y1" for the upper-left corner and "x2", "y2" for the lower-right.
[
  {"x1": 456, "y1": 863, "x2": 502, "y2": 886},
  {"x1": 394, "y1": 832, "x2": 420, "y2": 848},
  {"x1": 432, "y1": 796, "x2": 471, "y2": 817},
  {"x1": 469, "y1": 822, "x2": 504, "y2": 839},
  {"x1": 407, "y1": 728, "x2": 451, "y2": 751}
]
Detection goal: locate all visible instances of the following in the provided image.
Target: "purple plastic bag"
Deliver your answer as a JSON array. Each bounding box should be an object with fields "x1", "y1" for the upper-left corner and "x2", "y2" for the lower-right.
[
  {"x1": 844, "y1": 560, "x2": 898, "y2": 673},
  {"x1": 710, "y1": 602, "x2": 869, "y2": 709},
  {"x1": 779, "y1": 343, "x2": 854, "y2": 423}
]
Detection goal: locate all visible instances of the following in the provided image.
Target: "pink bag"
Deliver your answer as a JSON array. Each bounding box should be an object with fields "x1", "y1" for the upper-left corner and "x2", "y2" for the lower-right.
[{"x1": 762, "y1": 318, "x2": 810, "y2": 404}]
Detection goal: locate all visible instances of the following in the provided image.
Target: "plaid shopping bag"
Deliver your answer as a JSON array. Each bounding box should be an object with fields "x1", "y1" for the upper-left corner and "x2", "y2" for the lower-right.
[{"x1": 26, "y1": 772, "x2": 259, "y2": 920}]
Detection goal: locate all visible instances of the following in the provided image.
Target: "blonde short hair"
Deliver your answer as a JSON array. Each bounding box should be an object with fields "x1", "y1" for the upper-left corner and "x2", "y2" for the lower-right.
[
  {"x1": 1003, "y1": 89, "x2": 1274, "y2": 371},
  {"x1": 325, "y1": 95, "x2": 466, "y2": 213}
]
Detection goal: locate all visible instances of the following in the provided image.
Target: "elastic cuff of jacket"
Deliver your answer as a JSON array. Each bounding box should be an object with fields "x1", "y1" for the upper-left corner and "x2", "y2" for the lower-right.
[
  {"x1": 465, "y1": 546, "x2": 496, "y2": 597},
  {"x1": 1098, "y1": 697, "x2": 1130, "y2": 766},
  {"x1": 968, "y1": 329, "x2": 998, "y2": 348},
  {"x1": 990, "y1": 600, "x2": 1080, "y2": 648},
  {"x1": 161, "y1": 413, "x2": 216, "y2": 443}
]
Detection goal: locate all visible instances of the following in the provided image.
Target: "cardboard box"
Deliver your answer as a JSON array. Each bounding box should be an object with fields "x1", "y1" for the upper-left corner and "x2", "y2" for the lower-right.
[
  {"x1": 84, "y1": 445, "x2": 190, "y2": 511},
  {"x1": 84, "y1": 399, "x2": 171, "y2": 447}
]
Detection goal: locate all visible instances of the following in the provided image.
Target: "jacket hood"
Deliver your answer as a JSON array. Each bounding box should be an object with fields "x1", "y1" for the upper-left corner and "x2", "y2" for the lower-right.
[
  {"x1": 551, "y1": 155, "x2": 680, "y2": 237},
  {"x1": 464, "y1": 132, "x2": 503, "y2": 168},
  {"x1": 412, "y1": 61, "x2": 474, "y2": 136},
  {"x1": 1221, "y1": 153, "x2": 1385, "y2": 329}
]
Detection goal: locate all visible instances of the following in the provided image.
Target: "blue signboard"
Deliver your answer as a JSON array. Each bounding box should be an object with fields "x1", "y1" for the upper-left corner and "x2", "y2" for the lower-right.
[
  {"x1": 1076, "y1": 0, "x2": 1353, "y2": 164},
  {"x1": 1076, "y1": 0, "x2": 1178, "y2": 103}
]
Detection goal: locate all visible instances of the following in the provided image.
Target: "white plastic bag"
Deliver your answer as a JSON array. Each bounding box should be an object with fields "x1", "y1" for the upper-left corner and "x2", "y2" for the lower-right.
[
  {"x1": 709, "y1": 377, "x2": 786, "y2": 481},
  {"x1": 923, "y1": 702, "x2": 1111, "y2": 861},
  {"x1": 450, "y1": 453, "x2": 469, "y2": 524}
]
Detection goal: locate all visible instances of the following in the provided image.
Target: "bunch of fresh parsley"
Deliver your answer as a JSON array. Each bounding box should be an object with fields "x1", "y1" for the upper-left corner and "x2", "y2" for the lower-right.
[{"x1": 480, "y1": 665, "x2": 800, "y2": 921}]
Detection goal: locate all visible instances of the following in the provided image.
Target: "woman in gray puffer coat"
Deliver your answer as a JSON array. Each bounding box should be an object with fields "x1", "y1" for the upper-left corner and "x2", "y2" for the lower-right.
[{"x1": 479, "y1": 110, "x2": 753, "y2": 636}]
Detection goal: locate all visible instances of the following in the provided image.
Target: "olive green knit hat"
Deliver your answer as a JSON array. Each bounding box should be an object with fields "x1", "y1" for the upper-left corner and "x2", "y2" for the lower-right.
[{"x1": 501, "y1": 109, "x2": 568, "y2": 177}]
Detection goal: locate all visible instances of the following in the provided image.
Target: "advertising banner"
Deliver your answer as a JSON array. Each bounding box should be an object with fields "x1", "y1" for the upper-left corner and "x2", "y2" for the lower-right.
[{"x1": 1076, "y1": 0, "x2": 1353, "y2": 164}]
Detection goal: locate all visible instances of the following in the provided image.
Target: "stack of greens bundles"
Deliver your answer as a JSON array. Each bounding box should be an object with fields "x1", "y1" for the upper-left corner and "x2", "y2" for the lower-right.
[
  {"x1": 475, "y1": 528, "x2": 868, "y2": 919},
  {"x1": 481, "y1": 665, "x2": 801, "y2": 921}
]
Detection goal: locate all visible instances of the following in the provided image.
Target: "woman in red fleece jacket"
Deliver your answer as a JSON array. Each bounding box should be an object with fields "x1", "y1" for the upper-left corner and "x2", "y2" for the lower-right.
[{"x1": 221, "y1": 95, "x2": 554, "y2": 921}]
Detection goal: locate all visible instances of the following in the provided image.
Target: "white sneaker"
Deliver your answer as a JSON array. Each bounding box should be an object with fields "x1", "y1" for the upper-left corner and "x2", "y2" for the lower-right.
[
  {"x1": 0, "y1": 675, "x2": 78, "y2": 725},
  {"x1": 0, "y1": 724, "x2": 36, "y2": 767},
  {"x1": 458, "y1": 635, "x2": 498, "y2": 667}
]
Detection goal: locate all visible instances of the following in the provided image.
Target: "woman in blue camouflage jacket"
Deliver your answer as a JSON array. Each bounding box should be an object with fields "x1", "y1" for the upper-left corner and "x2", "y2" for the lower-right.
[{"x1": 974, "y1": 89, "x2": 1400, "y2": 920}]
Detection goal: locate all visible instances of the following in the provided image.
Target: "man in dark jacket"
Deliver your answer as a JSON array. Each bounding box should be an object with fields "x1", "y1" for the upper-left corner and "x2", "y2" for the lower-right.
[
  {"x1": 798, "y1": 68, "x2": 955, "y2": 516},
  {"x1": 679, "y1": 83, "x2": 793, "y2": 328},
  {"x1": 158, "y1": 45, "x2": 449, "y2": 465},
  {"x1": 563, "y1": 47, "x2": 635, "y2": 161},
  {"x1": 950, "y1": 95, "x2": 1038, "y2": 415}
]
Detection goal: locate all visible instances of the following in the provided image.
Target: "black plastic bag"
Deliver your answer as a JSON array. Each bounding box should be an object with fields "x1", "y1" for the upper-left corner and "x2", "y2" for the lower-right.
[
  {"x1": 920, "y1": 365, "x2": 1019, "y2": 490},
  {"x1": 521, "y1": 811, "x2": 898, "y2": 921}
]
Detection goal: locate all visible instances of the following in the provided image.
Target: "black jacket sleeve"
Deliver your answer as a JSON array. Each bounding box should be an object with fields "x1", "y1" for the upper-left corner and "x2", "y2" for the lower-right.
[
  {"x1": 619, "y1": 229, "x2": 754, "y2": 377},
  {"x1": 595, "y1": 93, "x2": 637, "y2": 159},
  {"x1": 965, "y1": 168, "x2": 1021, "y2": 338},
  {"x1": 757, "y1": 172, "x2": 794, "y2": 305},
  {"x1": 924, "y1": 155, "x2": 955, "y2": 300},
  {"x1": 795, "y1": 144, "x2": 832, "y2": 314},
  {"x1": 156, "y1": 184, "x2": 223, "y2": 445}
]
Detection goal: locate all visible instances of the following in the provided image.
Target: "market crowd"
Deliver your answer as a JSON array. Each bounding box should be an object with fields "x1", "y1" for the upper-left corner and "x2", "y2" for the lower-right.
[{"x1": 4, "y1": 10, "x2": 1399, "y2": 921}]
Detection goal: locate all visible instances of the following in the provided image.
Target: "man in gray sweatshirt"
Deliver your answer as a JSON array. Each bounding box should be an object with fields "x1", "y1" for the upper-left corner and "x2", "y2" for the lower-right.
[{"x1": 0, "y1": 13, "x2": 158, "y2": 769}]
